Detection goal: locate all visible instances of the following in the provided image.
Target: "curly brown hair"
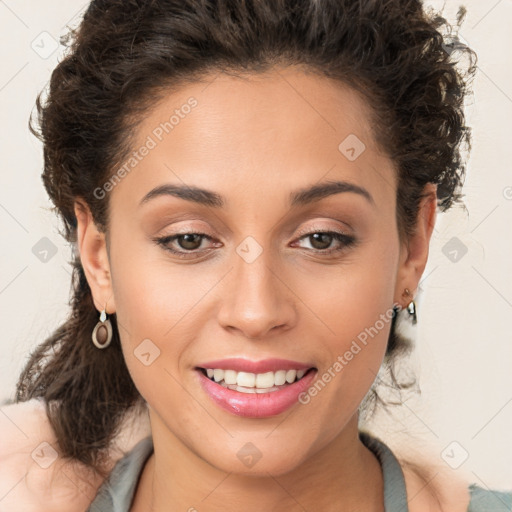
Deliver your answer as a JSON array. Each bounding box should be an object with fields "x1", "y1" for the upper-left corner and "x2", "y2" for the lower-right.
[{"x1": 14, "y1": 0, "x2": 476, "y2": 479}]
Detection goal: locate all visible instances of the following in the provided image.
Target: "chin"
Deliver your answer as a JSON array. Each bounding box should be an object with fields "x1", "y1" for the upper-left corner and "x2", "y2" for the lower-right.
[{"x1": 204, "y1": 443, "x2": 307, "y2": 478}]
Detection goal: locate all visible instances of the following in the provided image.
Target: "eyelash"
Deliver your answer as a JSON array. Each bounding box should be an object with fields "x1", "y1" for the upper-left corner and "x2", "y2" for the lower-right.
[{"x1": 153, "y1": 229, "x2": 357, "y2": 259}]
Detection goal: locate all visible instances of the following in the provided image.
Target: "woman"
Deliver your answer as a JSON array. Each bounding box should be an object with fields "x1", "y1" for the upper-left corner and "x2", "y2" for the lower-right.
[{"x1": 1, "y1": 0, "x2": 510, "y2": 511}]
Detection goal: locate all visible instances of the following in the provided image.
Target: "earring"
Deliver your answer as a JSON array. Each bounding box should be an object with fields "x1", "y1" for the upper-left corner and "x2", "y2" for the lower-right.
[
  {"x1": 92, "y1": 307, "x2": 113, "y2": 349},
  {"x1": 402, "y1": 288, "x2": 417, "y2": 324}
]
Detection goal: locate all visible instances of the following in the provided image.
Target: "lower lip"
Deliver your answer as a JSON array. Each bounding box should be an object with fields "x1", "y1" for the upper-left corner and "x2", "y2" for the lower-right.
[{"x1": 196, "y1": 368, "x2": 318, "y2": 418}]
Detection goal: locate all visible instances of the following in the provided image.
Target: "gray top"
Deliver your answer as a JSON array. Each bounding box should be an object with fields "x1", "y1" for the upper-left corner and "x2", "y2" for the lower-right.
[{"x1": 87, "y1": 431, "x2": 512, "y2": 512}]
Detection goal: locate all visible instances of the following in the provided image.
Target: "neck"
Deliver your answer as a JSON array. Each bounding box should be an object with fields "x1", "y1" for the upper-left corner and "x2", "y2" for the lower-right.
[{"x1": 131, "y1": 412, "x2": 384, "y2": 512}]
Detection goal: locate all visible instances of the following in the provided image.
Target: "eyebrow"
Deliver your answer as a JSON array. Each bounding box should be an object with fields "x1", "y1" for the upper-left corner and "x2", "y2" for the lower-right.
[{"x1": 139, "y1": 180, "x2": 375, "y2": 209}]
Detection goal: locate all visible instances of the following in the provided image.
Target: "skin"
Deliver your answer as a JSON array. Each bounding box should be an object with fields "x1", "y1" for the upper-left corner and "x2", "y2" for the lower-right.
[{"x1": 73, "y1": 65, "x2": 455, "y2": 511}]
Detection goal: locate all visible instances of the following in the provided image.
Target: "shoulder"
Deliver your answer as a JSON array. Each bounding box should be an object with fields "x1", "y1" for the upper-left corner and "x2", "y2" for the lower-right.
[
  {"x1": 466, "y1": 483, "x2": 512, "y2": 512},
  {"x1": 0, "y1": 398, "x2": 102, "y2": 512},
  {"x1": 0, "y1": 398, "x2": 151, "y2": 512},
  {"x1": 397, "y1": 445, "x2": 511, "y2": 512},
  {"x1": 399, "y1": 457, "x2": 470, "y2": 512}
]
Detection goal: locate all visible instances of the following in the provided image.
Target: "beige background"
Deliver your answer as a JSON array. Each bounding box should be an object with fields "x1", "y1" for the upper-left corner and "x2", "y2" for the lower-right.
[{"x1": 0, "y1": 0, "x2": 511, "y2": 489}]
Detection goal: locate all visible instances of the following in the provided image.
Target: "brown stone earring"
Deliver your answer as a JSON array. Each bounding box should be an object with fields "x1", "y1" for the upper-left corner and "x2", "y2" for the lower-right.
[
  {"x1": 402, "y1": 288, "x2": 417, "y2": 324},
  {"x1": 92, "y1": 305, "x2": 113, "y2": 349}
]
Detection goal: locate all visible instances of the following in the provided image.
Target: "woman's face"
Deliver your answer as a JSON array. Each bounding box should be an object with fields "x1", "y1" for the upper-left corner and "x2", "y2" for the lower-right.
[{"x1": 78, "y1": 65, "x2": 435, "y2": 476}]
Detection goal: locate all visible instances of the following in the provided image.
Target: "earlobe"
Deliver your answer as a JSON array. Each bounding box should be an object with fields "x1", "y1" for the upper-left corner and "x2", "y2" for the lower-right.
[{"x1": 73, "y1": 199, "x2": 116, "y2": 314}]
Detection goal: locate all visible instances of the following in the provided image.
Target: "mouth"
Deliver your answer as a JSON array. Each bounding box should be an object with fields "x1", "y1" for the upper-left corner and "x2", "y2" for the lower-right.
[
  {"x1": 195, "y1": 366, "x2": 317, "y2": 393},
  {"x1": 194, "y1": 366, "x2": 318, "y2": 418}
]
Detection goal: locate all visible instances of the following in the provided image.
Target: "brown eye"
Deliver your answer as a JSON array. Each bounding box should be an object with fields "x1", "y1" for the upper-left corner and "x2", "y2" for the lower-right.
[
  {"x1": 308, "y1": 233, "x2": 334, "y2": 250},
  {"x1": 175, "y1": 233, "x2": 203, "y2": 250},
  {"x1": 293, "y1": 230, "x2": 357, "y2": 255},
  {"x1": 153, "y1": 231, "x2": 216, "y2": 259}
]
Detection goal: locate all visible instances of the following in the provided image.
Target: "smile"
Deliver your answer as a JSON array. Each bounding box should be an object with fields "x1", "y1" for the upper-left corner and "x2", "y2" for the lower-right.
[
  {"x1": 195, "y1": 367, "x2": 318, "y2": 418},
  {"x1": 199, "y1": 367, "x2": 312, "y2": 391}
]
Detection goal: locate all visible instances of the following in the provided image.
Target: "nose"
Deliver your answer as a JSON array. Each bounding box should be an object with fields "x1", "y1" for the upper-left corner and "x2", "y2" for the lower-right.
[{"x1": 216, "y1": 248, "x2": 297, "y2": 339}]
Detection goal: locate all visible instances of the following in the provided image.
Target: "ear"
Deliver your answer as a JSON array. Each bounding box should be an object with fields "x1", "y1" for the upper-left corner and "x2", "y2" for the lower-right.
[
  {"x1": 394, "y1": 183, "x2": 438, "y2": 308},
  {"x1": 74, "y1": 198, "x2": 116, "y2": 315}
]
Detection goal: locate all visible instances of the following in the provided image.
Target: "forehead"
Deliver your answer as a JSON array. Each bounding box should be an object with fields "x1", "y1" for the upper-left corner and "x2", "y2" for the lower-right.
[{"x1": 109, "y1": 65, "x2": 396, "y2": 213}]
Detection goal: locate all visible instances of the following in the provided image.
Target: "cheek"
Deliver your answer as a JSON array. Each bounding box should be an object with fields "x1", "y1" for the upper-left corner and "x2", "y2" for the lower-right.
[
  {"x1": 110, "y1": 230, "x2": 212, "y2": 340},
  {"x1": 306, "y1": 231, "x2": 398, "y2": 343},
  {"x1": 311, "y1": 277, "x2": 393, "y2": 388},
  {"x1": 304, "y1": 238, "x2": 398, "y2": 402},
  {"x1": 109, "y1": 244, "x2": 220, "y2": 402}
]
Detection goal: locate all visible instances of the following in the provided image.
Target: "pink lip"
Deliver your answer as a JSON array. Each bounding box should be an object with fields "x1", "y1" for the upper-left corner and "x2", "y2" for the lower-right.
[
  {"x1": 196, "y1": 367, "x2": 318, "y2": 418},
  {"x1": 195, "y1": 357, "x2": 315, "y2": 374}
]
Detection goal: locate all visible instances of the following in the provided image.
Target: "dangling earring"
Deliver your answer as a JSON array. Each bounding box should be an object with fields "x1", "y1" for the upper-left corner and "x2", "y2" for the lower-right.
[
  {"x1": 402, "y1": 288, "x2": 417, "y2": 324},
  {"x1": 92, "y1": 306, "x2": 113, "y2": 349}
]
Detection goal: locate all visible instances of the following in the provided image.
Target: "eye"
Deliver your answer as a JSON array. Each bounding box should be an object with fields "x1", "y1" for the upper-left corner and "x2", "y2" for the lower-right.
[
  {"x1": 292, "y1": 230, "x2": 357, "y2": 255},
  {"x1": 153, "y1": 231, "x2": 219, "y2": 259},
  {"x1": 152, "y1": 228, "x2": 357, "y2": 259}
]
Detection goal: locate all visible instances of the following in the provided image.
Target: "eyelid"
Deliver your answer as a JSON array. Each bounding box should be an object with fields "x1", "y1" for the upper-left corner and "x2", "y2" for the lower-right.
[
  {"x1": 155, "y1": 221, "x2": 216, "y2": 237},
  {"x1": 155, "y1": 219, "x2": 353, "y2": 242},
  {"x1": 293, "y1": 221, "x2": 352, "y2": 238}
]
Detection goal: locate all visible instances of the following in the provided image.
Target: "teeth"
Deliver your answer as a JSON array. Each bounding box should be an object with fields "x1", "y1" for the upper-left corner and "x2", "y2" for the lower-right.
[
  {"x1": 255, "y1": 371, "x2": 274, "y2": 388},
  {"x1": 237, "y1": 371, "x2": 256, "y2": 387},
  {"x1": 202, "y1": 368, "x2": 310, "y2": 388},
  {"x1": 274, "y1": 370, "x2": 287, "y2": 386},
  {"x1": 285, "y1": 369, "x2": 297, "y2": 383},
  {"x1": 224, "y1": 369, "x2": 237, "y2": 385},
  {"x1": 227, "y1": 384, "x2": 280, "y2": 393}
]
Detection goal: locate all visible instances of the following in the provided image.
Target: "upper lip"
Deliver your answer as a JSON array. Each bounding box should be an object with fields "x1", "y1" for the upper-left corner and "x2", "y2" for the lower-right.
[{"x1": 195, "y1": 358, "x2": 316, "y2": 374}]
